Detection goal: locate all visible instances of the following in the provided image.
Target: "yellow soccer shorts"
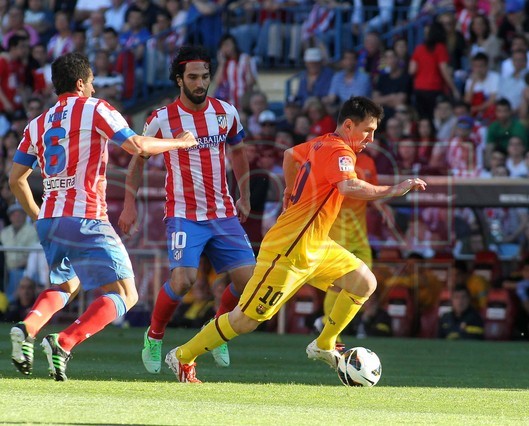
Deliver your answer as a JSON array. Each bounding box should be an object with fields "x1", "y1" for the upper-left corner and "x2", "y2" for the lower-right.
[{"x1": 239, "y1": 241, "x2": 362, "y2": 322}]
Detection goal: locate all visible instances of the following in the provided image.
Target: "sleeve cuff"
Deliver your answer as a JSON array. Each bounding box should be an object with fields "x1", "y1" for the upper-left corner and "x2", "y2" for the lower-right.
[
  {"x1": 110, "y1": 128, "x2": 136, "y2": 146},
  {"x1": 226, "y1": 129, "x2": 246, "y2": 146},
  {"x1": 13, "y1": 150, "x2": 38, "y2": 167}
]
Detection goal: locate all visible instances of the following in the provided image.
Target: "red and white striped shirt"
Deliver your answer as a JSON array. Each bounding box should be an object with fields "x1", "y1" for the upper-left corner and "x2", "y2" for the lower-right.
[
  {"x1": 143, "y1": 97, "x2": 245, "y2": 221},
  {"x1": 223, "y1": 54, "x2": 257, "y2": 109},
  {"x1": 15, "y1": 94, "x2": 136, "y2": 220}
]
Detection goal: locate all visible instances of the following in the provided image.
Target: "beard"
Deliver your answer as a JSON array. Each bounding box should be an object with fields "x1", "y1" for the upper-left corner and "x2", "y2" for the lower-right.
[{"x1": 182, "y1": 83, "x2": 208, "y2": 105}]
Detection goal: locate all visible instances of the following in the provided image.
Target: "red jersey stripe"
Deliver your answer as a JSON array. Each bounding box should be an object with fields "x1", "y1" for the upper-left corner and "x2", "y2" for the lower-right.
[
  {"x1": 193, "y1": 101, "x2": 218, "y2": 220},
  {"x1": 169, "y1": 102, "x2": 198, "y2": 220},
  {"x1": 62, "y1": 97, "x2": 84, "y2": 216}
]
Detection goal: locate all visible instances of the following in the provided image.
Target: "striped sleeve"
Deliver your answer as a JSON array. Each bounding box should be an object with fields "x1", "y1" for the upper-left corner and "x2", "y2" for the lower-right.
[
  {"x1": 226, "y1": 103, "x2": 245, "y2": 146},
  {"x1": 14, "y1": 126, "x2": 37, "y2": 166},
  {"x1": 93, "y1": 99, "x2": 135, "y2": 145},
  {"x1": 143, "y1": 111, "x2": 161, "y2": 137}
]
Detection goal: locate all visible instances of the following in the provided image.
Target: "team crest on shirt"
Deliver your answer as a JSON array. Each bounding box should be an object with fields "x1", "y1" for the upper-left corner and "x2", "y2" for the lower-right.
[
  {"x1": 256, "y1": 304, "x2": 267, "y2": 315},
  {"x1": 217, "y1": 114, "x2": 227, "y2": 130},
  {"x1": 173, "y1": 250, "x2": 183, "y2": 261},
  {"x1": 338, "y1": 156, "x2": 354, "y2": 171}
]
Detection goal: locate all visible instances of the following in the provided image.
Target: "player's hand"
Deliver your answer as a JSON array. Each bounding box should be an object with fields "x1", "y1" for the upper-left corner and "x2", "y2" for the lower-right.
[
  {"x1": 394, "y1": 178, "x2": 427, "y2": 197},
  {"x1": 235, "y1": 197, "x2": 250, "y2": 223},
  {"x1": 118, "y1": 203, "x2": 138, "y2": 236},
  {"x1": 175, "y1": 131, "x2": 198, "y2": 149}
]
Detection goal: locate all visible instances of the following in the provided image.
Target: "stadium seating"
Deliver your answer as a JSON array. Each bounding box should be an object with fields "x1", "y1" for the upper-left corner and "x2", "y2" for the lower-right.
[
  {"x1": 418, "y1": 288, "x2": 452, "y2": 338},
  {"x1": 474, "y1": 250, "x2": 501, "y2": 284},
  {"x1": 484, "y1": 288, "x2": 516, "y2": 341},
  {"x1": 285, "y1": 284, "x2": 323, "y2": 334},
  {"x1": 384, "y1": 285, "x2": 415, "y2": 337}
]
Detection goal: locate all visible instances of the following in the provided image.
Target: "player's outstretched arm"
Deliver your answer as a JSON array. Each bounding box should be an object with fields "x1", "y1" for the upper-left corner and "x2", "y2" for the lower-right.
[
  {"x1": 118, "y1": 155, "x2": 146, "y2": 235},
  {"x1": 337, "y1": 177, "x2": 427, "y2": 200},
  {"x1": 9, "y1": 163, "x2": 40, "y2": 221},
  {"x1": 120, "y1": 131, "x2": 197, "y2": 157}
]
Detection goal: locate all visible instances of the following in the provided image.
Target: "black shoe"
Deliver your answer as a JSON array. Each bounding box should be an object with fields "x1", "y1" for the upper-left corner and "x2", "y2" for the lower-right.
[
  {"x1": 10, "y1": 322, "x2": 34, "y2": 376},
  {"x1": 41, "y1": 334, "x2": 71, "y2": 381}
]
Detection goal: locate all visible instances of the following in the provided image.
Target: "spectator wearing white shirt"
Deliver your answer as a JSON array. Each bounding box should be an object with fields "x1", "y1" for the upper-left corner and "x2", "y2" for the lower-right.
[
  {"x1": 464, "y1": 52, "x2": 499, "y2": 123},
  {"x1": 0, "y1": 203, "x2": 39, "y2": 302},
  {"x1": 480, "y1": 148, "x2": 506, "y2": 178},
  {"x1": 74, "y1": 0, "x2": 111, "y2": 26},
  {"x1": 23, "y1": 243, "x2": 49, "y2": 289},
  {"x1": 499, "y1": 49, "x2": 528, "y2": 114},
  {"x1": 500, "y1": 34, "x2": 529, "y2": 78},
  {"x1": 506, "y1": 136, "x2": 529, "y2": 177},
  {"x1": 351, "y1": 0, "x2": 394, "y2": 35},
  {"x1": 104, "y1": 0, "x2": 128, "y2": 33}
]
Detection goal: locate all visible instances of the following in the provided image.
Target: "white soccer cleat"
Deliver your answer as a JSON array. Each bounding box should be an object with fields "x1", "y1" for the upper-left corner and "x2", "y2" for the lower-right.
[
  {"x1": 165, "y1": 348, "x2": 202, "y2": 383},
  {"x1": 142, "y1": 329, "x2": 162, "y2": 374},
  {"x1": 306, "y1": 339, "x2": 340, "y2": 370}
]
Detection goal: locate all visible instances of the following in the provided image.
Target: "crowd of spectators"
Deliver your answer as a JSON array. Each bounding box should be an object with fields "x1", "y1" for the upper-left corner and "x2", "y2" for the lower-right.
[{"x1": 0, "y1": 0, "x2": 529, "y2": 339}]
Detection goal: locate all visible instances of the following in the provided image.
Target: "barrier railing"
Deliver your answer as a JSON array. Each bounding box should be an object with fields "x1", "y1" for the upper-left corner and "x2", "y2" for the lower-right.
[
  {"x1": 121, "y1": 5, "x2": 437, "y2": 109},
  {"x1": 0, "y1": 245, "x2": 166, "y2": 320}
]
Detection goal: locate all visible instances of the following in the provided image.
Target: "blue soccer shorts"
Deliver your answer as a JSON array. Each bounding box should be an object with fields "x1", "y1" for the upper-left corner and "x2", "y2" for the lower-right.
[
  {"x1": 164, "y1": 216, "x2": 256, "y2": 273},
  {"x1": 36, "y1": 217, "x2": 134, "y2": 291}
]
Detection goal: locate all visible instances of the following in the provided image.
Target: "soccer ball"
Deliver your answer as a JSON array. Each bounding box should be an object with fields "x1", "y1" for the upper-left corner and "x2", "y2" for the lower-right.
[{"x1": 337, "y1": 347, "x2": 382, "y2": 387}]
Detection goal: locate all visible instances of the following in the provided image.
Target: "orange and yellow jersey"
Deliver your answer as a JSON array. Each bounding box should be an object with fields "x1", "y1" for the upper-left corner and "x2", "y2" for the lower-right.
[
  {"x1": 260, "y1": 133, "x2": 357, "y2": 266},
  {"x1": 328, "y1": 152, "x2": 378, "y2": 260}
]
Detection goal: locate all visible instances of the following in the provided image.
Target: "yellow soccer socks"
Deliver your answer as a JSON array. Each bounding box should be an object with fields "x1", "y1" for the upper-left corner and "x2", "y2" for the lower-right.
[
  {"x1": 177, "y1": 313, "x2": 238, "y2": 364},
  {"x1": 317, "y1": 290, "x2": 368, "y2": 350},
  {"x1": 322, "y1": 288, "x2": 342, "y2": 343}
]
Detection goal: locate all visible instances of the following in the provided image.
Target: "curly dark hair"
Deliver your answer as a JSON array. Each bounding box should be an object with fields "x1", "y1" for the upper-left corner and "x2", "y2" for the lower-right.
[{"x1": 169, "y1": 45, "x2": 211, "y2": 85}]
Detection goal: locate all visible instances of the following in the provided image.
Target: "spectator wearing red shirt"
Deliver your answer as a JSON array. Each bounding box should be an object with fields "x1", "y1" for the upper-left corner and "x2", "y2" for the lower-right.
[
  {"x1": 0, "y1": 35, "x2": 30, "y2": 117},
  {"x1": 303, "y1": 96, "x2": 336, "y2": 136},
  {"x1": 409, "y1": 21, "x2": 460, "y2": 119},
  {"x1": 102, "y1": 27, "x2": 136, "y2": 100}
]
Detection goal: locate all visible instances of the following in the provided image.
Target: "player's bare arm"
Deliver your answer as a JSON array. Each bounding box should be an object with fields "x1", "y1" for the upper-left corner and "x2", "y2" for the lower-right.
[
  {"x1": 120, "y1": 131, "x2": 197, "y2": 157},
  {"x1": 118, "y1": 155, "x2": 147, "y2": 235},
  {"x1": 337, "y1": 177, "x2": 427, "y2": 200},
  {"x1": 229, "y1": 143, "x2": 251, "y2": 223},
  {"x1": 9, "y1": 163, "x2": 40, "y2": 221}
]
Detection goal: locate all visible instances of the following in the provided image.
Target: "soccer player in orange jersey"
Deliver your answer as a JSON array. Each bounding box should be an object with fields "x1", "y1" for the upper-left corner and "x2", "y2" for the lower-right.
[
  {"x1": 165, "y1": 96, "x2": 427, "y2": 383},
  {"x1": 318, "y1": 152, "x2": 380, "y2": 340}
]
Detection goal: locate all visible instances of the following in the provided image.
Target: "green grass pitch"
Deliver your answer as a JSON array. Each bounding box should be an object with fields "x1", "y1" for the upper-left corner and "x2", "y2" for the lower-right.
[{"x1": 1, "y1": 323, "x2": 529, "y2": 425}]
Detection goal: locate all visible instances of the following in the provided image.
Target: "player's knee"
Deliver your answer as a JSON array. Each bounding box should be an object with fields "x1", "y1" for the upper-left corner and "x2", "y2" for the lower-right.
[
  {"x1": 126, "y1": 288, "x2": 139, "y2": 308},
  {"x1": 347, "y1": 264, "x2": 377, "y2": 297},
  {"x1": 362, "y1": 271, "x2": 377, "y2": 297},
  {"x1": 229, "y1": 265, "x2": 254, "y2": 294},
  {"x1": 168, "y1": 277, "x2": 193, "y2": 295}
]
